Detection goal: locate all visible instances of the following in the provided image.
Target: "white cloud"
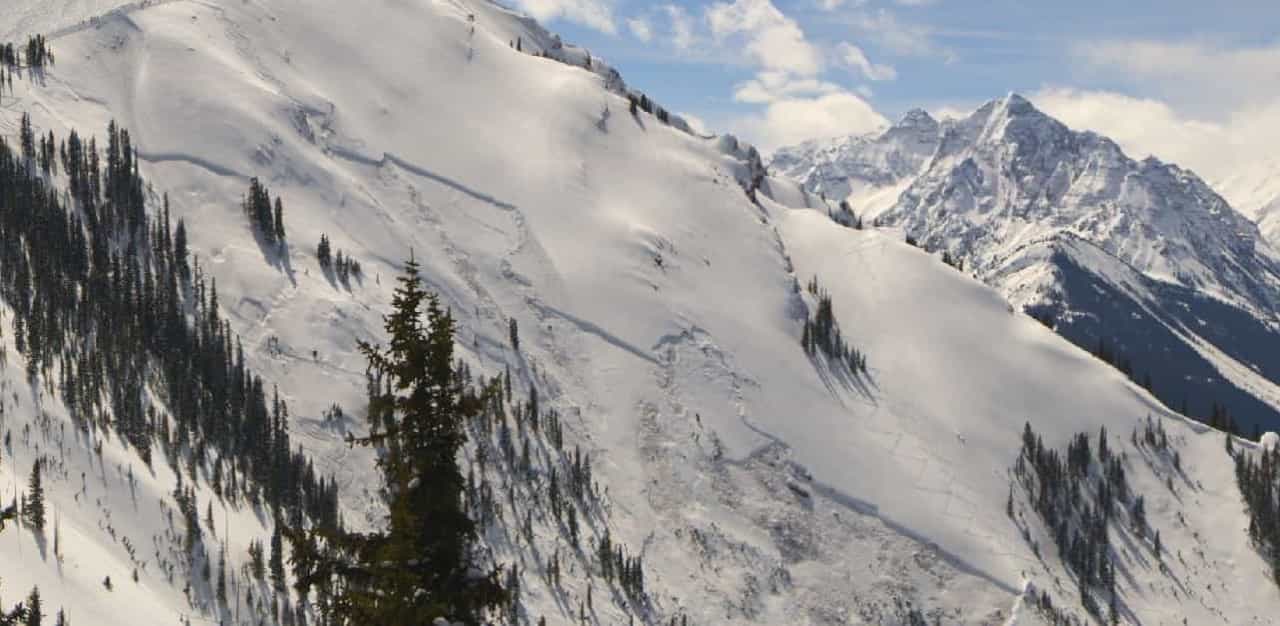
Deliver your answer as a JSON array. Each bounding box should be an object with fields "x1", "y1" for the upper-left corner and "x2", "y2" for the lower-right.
[
  {"x1": 1031, "y1": 88, "x2": 1223, "y2": 169},
  {"x1": 1030, "y1": 87, "x2": 1280, "y2": 213},
  {"x1": 838, "y1": 42, "x2": 896, "y2": 81},
  {"x1": 928, "y1": 104, "x2": 972, "y2": 121},
  {"x1": 626, "y1": 17, "x2": 652, "y2": 42},
  {"x1": 514, "y1": 0, "x2": 617, "y2": 34},
  {"x1": 663, "y1": 4, "x2": 696, "y2": 50},
  {"x1": 706, "y1": 0, "x2": 824, "y2": 76},
  {"x1": 733, "y1": 71, "x2": 844, "y2": 103},
  {"x1": 1070, "y1": 39, "x2": 1280, "y2": 116},
  {"x1": 1052, "y1": 39, "x2": 1280, "y2": 215},
  {"x1": 679, "y1": 112, "x2": 710, "y2": 135},
  {"x1": 732, "y1": 90, "x2": 888, "y2": 152},
  {"x1": 845, "y1": 9, "x2": 953, "y2": 62}
]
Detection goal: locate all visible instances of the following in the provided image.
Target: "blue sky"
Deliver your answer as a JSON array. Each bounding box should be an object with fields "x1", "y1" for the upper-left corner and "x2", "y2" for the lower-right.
[{"x1": 511, "y1": 0, "x2": 1280, "y2": 184}]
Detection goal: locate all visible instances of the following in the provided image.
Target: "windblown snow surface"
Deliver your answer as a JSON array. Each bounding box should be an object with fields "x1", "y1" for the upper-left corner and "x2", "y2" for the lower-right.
[{"x1": 0, "y1": 1, "x2": 1277, "y2": 624}]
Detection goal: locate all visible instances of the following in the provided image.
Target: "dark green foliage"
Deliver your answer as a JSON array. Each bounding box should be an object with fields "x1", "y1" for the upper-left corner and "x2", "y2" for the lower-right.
[
  {"x1": 19, "y1": 114, "x2": 34, "y2": 162},
  {"x1": 22, "y1": 36, "x2": 51, "y2": 69},
  {"x1": 829, "y1": 200, "x2": 862, "y2": 230},
  {"x1": 23, "y1": 460, "x2": 44, "y2": 531},
  {"x1": 216, "y1": 545, "x2": 227, "y2": 604},
  {"x1": 0, "y1": 574, "x2": 30, "y2": 625},
  {"x1": 22, "y1": 588, "x2": 39, "y2": 626},
  {"x1": 317, "y1": 234, "x2": 332, "y2": 268},
  {"x1": 940, "y1": 250, "x2": 964, "y2": 272},
  {"x1": 0, "y1": 44, "x2": 18, "y2": 68},
  {"x1": 273, "y1": 197, "x2": 286, "y2": 242},
  {"x1": 270, "y1": 521, "x2": 286, "y2": 592},
  {"x1": 1233, "y1": 440, "x2": 1280, "y2": 587},
  {"x1": 243, "y1": 177, "x2": 284, "y2": 245},
  {"x1": 316, "y1": 235, "x2": 362, "y2": 287},
  {"x1": 287, "y1": 258, "x2": 506, "y2": 624},
  {"x1": 801, "y1": 276, "x2": 867, "y2": 376},
  {"x1": 248, "y1": 539, "x2": 266, "y2": 580},
  {"x1": 1011, "y1": 421, "x2": 1174, "y2": 621},
  {"x1": 509, "y1": 318, "x2": 519, "y2": 352},
  {"x1": 0, "y1": 118, "x2": 337, "y2": 535},
  {"x1": 1091, "y1": 336, "x2": 1162, "y2": 402},
  {"x1": 333, "y1": 250, "x2": 361, "y2": 285}
]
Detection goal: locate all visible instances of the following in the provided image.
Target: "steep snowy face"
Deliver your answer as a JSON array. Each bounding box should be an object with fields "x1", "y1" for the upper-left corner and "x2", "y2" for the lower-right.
[
  {"x1": 773, "y1": 94, "x2": 1280, "y2": 432},
  {"x1": 769, "y1": 109, "x2": 937, "y2": 203},
  {"x1": 894, "y1": 94, "x2": 1280, "y2": 311},
  {"x1": 8, "y1": 2, "x2": 1280, "y2": 625},
  {"x1": 1216, "y1": 159, "x2": 1280, "y2": 248},
  {"x1": 2, "y1": 0, "x2": 133, "y2": 39}
]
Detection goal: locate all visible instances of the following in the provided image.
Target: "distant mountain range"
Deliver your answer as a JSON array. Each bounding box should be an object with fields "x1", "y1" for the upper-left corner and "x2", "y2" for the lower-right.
[{"x1": 773, "y1": 94, "x2": 1280, "y2": 433}]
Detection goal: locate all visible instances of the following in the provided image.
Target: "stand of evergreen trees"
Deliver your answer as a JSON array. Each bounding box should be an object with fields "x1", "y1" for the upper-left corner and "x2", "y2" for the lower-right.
[
  {"x1": 0, "y1": 36, "x2": 51, "y2": 69},
  {"x1": 801, "y1": 276, "x2": 867, "y2": 376},
  {"x1": 0, "y1": 117, "x2": 337, "y2": 531},
  {"x1": 828, "y1": 200, "x2": 864, "y2": 230},
  {"x1": 243, "y1": 177, "x2": 286, "y2": 246},
  {"x1": 1012, "y1": 422, "x2": 1142, "y2": 623},
  {"x1": 316, "y1": 234, "x2": 362, "y2": 286},
  {"x1": 1233, "y1": 437, "x2": 1280, "y2": 587}
]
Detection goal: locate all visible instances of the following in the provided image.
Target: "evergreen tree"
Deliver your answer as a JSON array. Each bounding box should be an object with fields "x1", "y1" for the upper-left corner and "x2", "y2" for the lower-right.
[
  {"x1": 217, "y1": 545, "x2": 228, "y2": 604},
  {"x1": 24, "y1": 461, "x2": 44, "y2": 532},
  {"x1": 270, "y1": 522, "x2": 286, "y2": 592},
  {"x1": 317, "y1": 235, "x2": 332, "y2": 269},
  {"x1": 174, "y1": 218, "x2": 190, "y2": 282},
  {"x1": 19, "y1": 114, "x2": 34, "y2": 162},
  {"x1": 274, "y1": 197, "x2": 286, "y2": 242},
  {"x1": 22, "y1": 588, "x2": 38, "y2": 626},
  {"x1": 287, "y1": 257, "x2": 505, "y2": 624}
]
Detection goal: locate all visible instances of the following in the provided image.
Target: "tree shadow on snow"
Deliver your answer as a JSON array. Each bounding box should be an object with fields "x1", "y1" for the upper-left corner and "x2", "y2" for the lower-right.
[
  {"x1": 250, "y1": 229, "x2": 298, "y2": 287},
  {"x1": 810, "y1": 352, "x2": 878, "y2": 405}
]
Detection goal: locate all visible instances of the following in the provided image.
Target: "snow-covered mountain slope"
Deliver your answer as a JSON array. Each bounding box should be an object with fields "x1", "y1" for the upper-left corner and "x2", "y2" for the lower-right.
[
  {"x1": 772, "y1": 95, "x2": 1280, "y2": 434},
  {"x1": 1216, "y1": 159, "x2": 1280, "y2": 249},
  {"x1": 1, "y1": 0, "x2": 132, "y2": 40},
  {"x1": 770, "y1": 109, "x2": 935, "y2": 210},
  {"x1": 2, "y1": 1, "x2": 1280, "y2": 624}
]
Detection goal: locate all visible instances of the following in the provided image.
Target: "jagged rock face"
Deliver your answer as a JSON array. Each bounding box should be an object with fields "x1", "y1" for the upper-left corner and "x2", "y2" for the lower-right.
[
  {"x1": 772, "y1": 94, "x2": 1280, "y2": 431},
  {"x1": 892, "y1": 94, "x2": 1280, "y2": 312},
  {"x1": 770, "y1": 109, "x2": 939, "y2": 202}
]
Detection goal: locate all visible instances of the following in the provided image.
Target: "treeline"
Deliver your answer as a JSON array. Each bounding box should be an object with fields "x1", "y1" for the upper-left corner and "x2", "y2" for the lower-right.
[
  {"x1": 316, "y1": 234, "x2": 362, "y2": 285},
  {"x1": 1232, "y1": 435, "x2": 1280, "y2": 587},
  {"x1": 0, "y1": 117, "x2": 337, "y2": 529},
  {"x1": 828, "y1": 200, "x2": 864, "y2": 230},
  {"x1": 0, "y1": 35, "x2": 52, "y2": 69},
  {"x1": 1011, "y1": 420, "x2": 1169, "y2": 624},
  {"x1": 627, "y1": 92, "x2": 674, "y2": 125},
  {"x1": 286, "y1": 260, "x2": 660, "y2": 624},
  {"x1": 243, "y1": 176, "x2": 286, "y2": 246},
  {"x1": 505, "y1": 34, "x2": 681, "y2": 133},
  {"x1": 1091, "y1": 336, "x2": 1155, "y2": 397},
  {"x1": 801, "y1": 276, "x2": 867, "y2": 376}
]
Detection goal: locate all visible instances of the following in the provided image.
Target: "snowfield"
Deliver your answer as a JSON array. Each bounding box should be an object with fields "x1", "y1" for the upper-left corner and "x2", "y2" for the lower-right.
[{"x1": 0, "y1": 0, "x2": 1278, "y2": 624}]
